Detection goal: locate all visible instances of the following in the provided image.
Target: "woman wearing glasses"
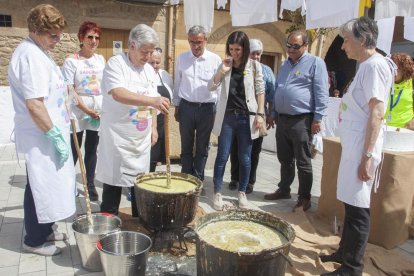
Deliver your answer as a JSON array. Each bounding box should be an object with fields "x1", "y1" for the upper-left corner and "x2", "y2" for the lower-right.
[
  {"x1": 62, "y1": 21, "x2": 105, "y2": 201},
  {"x1": 148, "y1": 47, "x2": 173, "y2": 172},
  {"x1": 8, "y1": 4, "x2": 75, "y2": 256}
]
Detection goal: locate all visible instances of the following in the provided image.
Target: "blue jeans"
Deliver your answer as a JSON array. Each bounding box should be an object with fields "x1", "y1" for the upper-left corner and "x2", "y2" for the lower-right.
[
  {"x1": 213, "y1": 113, "x2": 252, "y2": 193},
  {"x1": 178, "y1": 100, "x2": 215, "y2": 181}
]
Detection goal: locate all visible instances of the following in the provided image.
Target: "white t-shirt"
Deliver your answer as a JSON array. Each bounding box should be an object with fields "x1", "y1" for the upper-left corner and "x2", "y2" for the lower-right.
[
  {"x1": 9, "y1": 38, "x2": 55, "y2": 132},
  {"x1": 348, "y1": 53, "x2": 391, "y2": 115},
  {"x1": 61, "y1": 53, "x2": 105, "y2": 131}
]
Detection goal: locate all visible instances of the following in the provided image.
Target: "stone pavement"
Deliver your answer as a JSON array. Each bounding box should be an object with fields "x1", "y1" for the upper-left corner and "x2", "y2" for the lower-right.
[{"x1": 0, "y1": 143, "x2": 413, "y2": 275}]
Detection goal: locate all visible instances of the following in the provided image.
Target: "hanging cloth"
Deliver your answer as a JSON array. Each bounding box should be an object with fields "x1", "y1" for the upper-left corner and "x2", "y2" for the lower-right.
[
  {"x1": 184, "y1": 0, "x2": 214, "y2": 33},
  {"x1": 404, "y1": 17, "x2": 414, "y2": 42},
  {"x1": 375, "y1": 0, "x2": 414, "y2": 20},
  {"x1": 279, "y1": 0, "x2": 306, "y2": 17},
  {"x1": 376, "y1": 17, "x2": 395, "y2": 55},
  {"x1": 230, "y1": 0, "x2": 278, "y2": 27},
  {"x1": 305, "y1": 0, "x2": 359, "y2": 29},
  {"x1": 217, "y1": 0, "x2": 227, "y2": 9}
]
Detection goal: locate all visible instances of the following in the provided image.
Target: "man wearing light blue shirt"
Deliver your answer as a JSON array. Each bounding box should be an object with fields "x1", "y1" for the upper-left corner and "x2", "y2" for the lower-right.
[{"x1": 265, "y1": 30, "x2": 329, "y2": 211}]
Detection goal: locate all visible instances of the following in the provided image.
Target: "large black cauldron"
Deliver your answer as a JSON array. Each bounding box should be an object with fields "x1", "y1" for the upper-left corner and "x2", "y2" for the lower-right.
[
  {"x1": 135, "y1": 172, "x2": 202, "y2": 231},
  {"x1": 195, "y1": 209, "x2": 295, "y2": 276}
]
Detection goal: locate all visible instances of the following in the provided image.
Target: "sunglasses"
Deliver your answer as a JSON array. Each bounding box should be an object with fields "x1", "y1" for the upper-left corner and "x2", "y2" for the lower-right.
[
  {"x1": 86, "y1": 35, "x2": 100, "y2": 40},
  {"x1": 286, "y1": 42, "x2": 305, "y2": 50},
  {"x1": 46, "y1": 31, "x2": 63, "y2": 41},
  {"x1": 155, "y1": 47, "x2": 162, "y2": 53}
]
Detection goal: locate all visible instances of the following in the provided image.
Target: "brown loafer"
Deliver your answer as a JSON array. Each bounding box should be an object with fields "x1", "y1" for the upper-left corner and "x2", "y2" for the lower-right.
[
  {"x1": 294, "y1": 198, "x2": 311, "y2": 211},
  {"x1": 264, "y1": 189, "x2": 291, "y2": 200}
]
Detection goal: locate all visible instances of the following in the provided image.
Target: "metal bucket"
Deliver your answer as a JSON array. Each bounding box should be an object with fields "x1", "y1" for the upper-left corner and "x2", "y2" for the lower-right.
[
  {"x1": 195, "y1": 209, "x2": 295, "y2": 276},
  {"x1": 72, "y1": 213, "x2": 122, "y2": 272},
  {"x1": 135, "y1": 172, "x2": 202, "y2": 230},
  {"x1": 97, "y1": 231, "x2": 152, "y2": 276}
]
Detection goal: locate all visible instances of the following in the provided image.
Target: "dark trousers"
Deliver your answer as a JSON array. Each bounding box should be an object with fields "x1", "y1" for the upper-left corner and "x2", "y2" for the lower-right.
[
  {"x1": 230, "y1": 136, "x2": 263, "y2": 185},
  {"x1": 335, "y1": 203, "x2": 370, "y2": 275},
  {"x1": 150, "y1": 114, "x2": 165, "y2": 172},
  {"x1": 276, "y1": 114, "x2": 313, "y2": 199},
  {"x1": 178, "y1": 100, "x2": 215, "y2": 181},
  {"x1": 24, "y1": 175, "x2": 54, "y2": 247},
  {"x1": 71, "y1": 130, "x2": 99, "y2": 186},
  {"x1": 100, "y1": 184, "x2": 138, "y2": 217}
]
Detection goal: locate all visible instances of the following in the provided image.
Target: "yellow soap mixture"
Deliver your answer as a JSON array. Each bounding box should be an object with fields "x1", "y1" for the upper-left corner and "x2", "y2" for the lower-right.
[
  {"x1": 198, "y1": 220, "x2": 287, "y2": 253},
  {"x1": 137, "y1": 178, "x2": 197, "y2": 193}
]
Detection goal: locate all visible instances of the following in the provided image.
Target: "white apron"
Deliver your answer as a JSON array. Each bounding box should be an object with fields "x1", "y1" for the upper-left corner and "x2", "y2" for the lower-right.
[
  {"x1": 96, "y1": 63, "x2": 158, "y2": 187},
  {"x1": 15, "y1": 59, "x2": 76, "y2": 223},
  {"x1": 336, "y1": 82, "x2": 384, "y2": 208}
]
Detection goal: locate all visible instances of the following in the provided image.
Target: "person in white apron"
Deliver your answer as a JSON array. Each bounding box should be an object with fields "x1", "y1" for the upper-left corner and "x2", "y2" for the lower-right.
[
  {"x1": 61, "y1": 21, "x2": 105, "y2": 201},
  {"x1": 320, "y1": 17, "x2": 393, "y2": 276},
  {"x1": 7, "y1": 4, "x2": 76, "y2": 256},
  {"x1": 96, "y1": 24, "x2": 170, "y2": 217}
]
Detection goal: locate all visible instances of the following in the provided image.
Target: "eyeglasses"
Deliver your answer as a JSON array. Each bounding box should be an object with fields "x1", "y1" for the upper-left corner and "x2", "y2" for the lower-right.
[
  {"x1": 155, "y1": 47, "x2": 162, "y2": 53},
  {"x1": 46, "y1": 31, "x2": 63, "y2": 41},
  {"x1": 87, "y1": 35, "x2": 100, "y2": 40},
  {"x1": 286, "y1": 42, "x2": 305, "y2": 50}
]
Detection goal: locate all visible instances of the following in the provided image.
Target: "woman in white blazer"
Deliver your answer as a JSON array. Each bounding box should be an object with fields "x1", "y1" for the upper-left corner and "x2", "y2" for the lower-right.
[{"x1": 208, "y1": 31, "x2": 265, "y2": 210}]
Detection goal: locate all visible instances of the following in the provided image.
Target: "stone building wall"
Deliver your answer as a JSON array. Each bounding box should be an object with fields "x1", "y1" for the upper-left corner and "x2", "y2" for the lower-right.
[{"x1": 0, "y1": 0, "x2": 169, "y2": 86}]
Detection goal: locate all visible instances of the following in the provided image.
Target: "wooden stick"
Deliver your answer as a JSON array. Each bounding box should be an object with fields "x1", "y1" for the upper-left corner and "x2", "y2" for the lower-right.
[
  {"x1": 164, "y1": 112, "x2": 171, "y2": 188},
  {"x1": 71, "y1": 119, "x2": 93, "y2": 225}
]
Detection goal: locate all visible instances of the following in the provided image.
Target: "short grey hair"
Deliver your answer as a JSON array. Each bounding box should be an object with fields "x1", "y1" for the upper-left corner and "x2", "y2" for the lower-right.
[
  {"x1": 188, "y1": 25, "x2": 207, "y2": 37},
  {"x1": 249, "y1": 39, "x2": 263, "y2": 53},
  {"x1": 339, "y1": 17, "x2": 378, "y2": 49},
  {"x1": 287, "y1": 30, "x2": 308, "y2": 45},
  {"x1": 128, "y1": 24, "x2": 159, "y2": 48}
]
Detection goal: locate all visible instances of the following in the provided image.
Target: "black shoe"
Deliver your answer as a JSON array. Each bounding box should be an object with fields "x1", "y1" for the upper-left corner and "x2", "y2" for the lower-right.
[
  {"x1": 228, "y1": 180, "x2": 238, "y2": 190},
  {"x1": 319, "y1": 253, "x2": 343, "y2": 264},
  {"x1": 200, "y1": 188, "x2": 206, "y2": 196},
  {"x1": 294, "y1": 198, "x2": 311, "y2": 211},
  {"x1": 264, "y1": 188, "x2": 291, "y2": 200},
  {"x1": 88, "y1": 184, "x2": 99, "y2": 201},
  {"x1": 245, "y1": 184, "x2": 254, "y2": 194}
]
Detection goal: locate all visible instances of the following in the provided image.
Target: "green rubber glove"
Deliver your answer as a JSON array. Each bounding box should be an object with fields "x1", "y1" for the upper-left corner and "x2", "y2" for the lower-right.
[
  {"x1": 45, "y1": 125, "x2": 69, "y2": 165},
  {"x1": 83, "y1": 115, "x2": 100, "y2": 128}
]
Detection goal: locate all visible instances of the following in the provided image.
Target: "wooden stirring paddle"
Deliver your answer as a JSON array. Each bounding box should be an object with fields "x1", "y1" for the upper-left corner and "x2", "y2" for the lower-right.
[{"x1": 164, "y1": 111, "x2": 171, "y2": 188}]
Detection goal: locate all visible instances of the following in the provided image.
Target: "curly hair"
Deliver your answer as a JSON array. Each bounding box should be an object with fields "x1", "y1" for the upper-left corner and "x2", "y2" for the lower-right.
[
  {"x1": 27, "y1": 4, "x2": 66, "y2": 33},
  {"x1": 78, "y1": 21, "x2": 101, "y2": 41},
  {"x1": 391, "y1": 52, "x2": 414, "y2": 81}
]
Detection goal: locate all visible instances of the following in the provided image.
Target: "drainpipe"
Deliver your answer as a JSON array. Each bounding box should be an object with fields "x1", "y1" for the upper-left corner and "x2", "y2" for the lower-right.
[{"x1": 167, "y1": 3, "x2": 174, "y2": 73}]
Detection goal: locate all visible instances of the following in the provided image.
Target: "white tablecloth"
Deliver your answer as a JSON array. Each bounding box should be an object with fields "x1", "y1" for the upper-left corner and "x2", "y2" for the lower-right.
[{"x1": 0, "y1": 86, "x2": 15, "y2": 145}]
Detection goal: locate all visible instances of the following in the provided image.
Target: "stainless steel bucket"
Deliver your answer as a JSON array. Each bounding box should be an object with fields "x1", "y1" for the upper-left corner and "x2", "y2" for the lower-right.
[
  {"x1": 72, "y1": 213, "x2": 122, "y2": 272},
  {"x1": 97, "y1": 231, "x2": 152, "y2": 276}
]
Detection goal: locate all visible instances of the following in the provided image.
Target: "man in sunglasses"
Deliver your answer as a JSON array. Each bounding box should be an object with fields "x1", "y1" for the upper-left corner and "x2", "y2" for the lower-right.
[{"x1": 265, "y1": 30, "x2": 329, "y2": 212}]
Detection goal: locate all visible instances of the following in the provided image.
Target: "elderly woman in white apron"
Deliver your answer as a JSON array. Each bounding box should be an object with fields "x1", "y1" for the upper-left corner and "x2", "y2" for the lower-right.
[
  {"x1": 96, "y1": 24, "x2": 170, "y2": 217},
  {"x1": 8, "y1": 4, "x2": 76, "y2": 256},
  {"x1": 320, "y1": 17, "x2": 394, "y2": 276}
]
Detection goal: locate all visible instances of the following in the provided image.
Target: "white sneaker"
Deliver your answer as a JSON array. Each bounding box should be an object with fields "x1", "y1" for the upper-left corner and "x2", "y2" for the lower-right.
[
  {"x1": 22, "y1": 243, "x2": 62, "y2": 256},
  {"x1": 213, "y1": 193, "x2": 224, "y2": 211},
  {"x1": 238, "y1": 192, "x2": 249, "y2": 208},
  {"x1": 46, "y1": 231, "x2": 68, "y2": 242}
]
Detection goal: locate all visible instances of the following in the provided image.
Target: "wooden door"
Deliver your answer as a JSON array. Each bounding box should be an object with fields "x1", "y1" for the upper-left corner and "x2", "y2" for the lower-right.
[{"x1": 96, "y1": 28, "x2": 130, "y2": 61}]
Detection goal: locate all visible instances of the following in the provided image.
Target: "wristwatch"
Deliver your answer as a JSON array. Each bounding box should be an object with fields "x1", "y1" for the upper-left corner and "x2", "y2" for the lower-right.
[
  {"x1": 365, "y1": 151, "x2": 373, "y2": 158},
  {"x1": 256, "y1": 112, "x2": 265, "y2": 118}
]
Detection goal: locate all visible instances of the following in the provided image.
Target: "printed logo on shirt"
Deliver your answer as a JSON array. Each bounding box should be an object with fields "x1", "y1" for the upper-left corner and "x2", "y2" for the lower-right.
[
  {"x1": 57, "y1": 97, "x2": 70, "y2": 123},
  {"x1": 128, "y1": 106, "x2": 152, "y2": 131},
  {"x1": 80, "y1": 75, "x2": 101, "y2": 95},
  {"x1": 338, "y1": 102, "x2": 348, "y2": 123}
]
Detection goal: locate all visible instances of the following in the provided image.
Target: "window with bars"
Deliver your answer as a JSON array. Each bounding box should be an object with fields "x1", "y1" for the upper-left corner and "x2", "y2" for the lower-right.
[{"x1": 0, "y1": 15, "x2": 12, "y2": 27}]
